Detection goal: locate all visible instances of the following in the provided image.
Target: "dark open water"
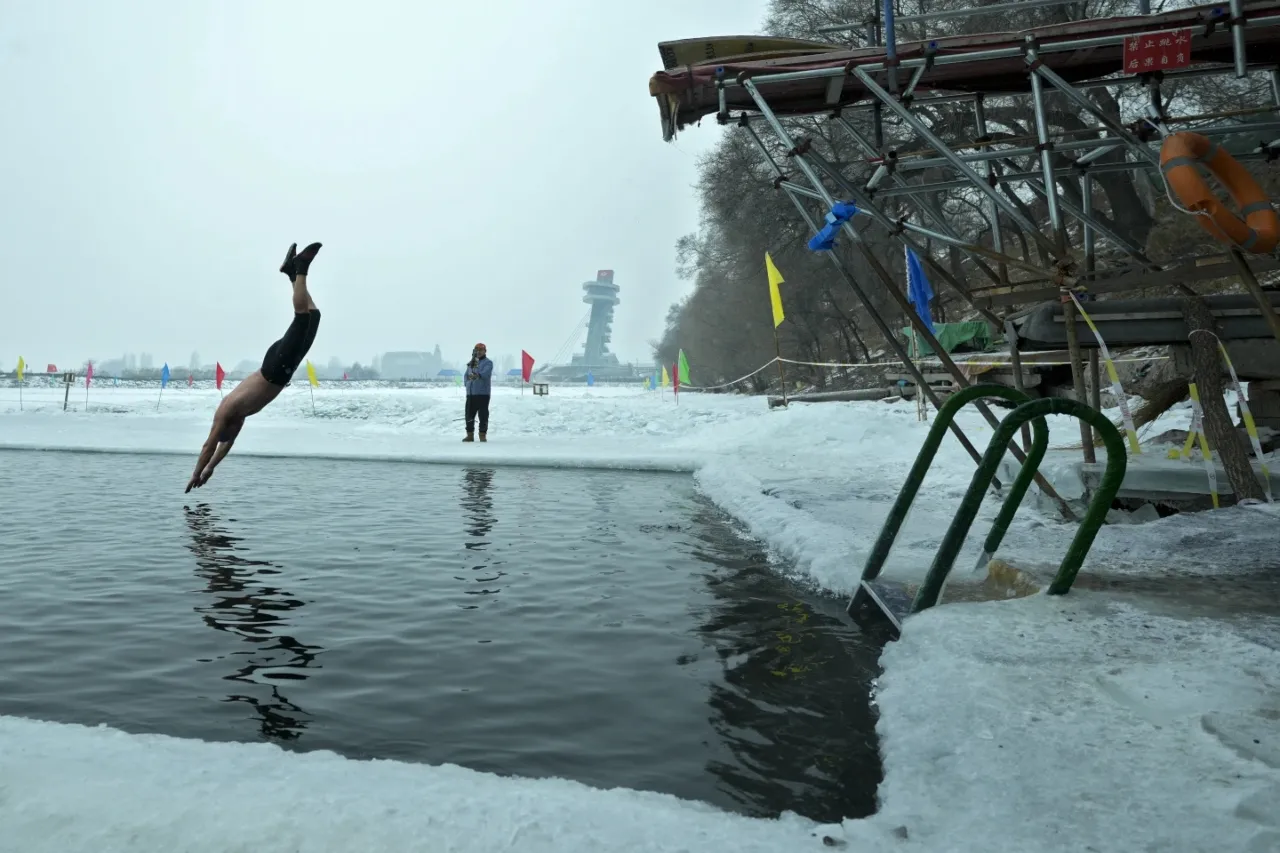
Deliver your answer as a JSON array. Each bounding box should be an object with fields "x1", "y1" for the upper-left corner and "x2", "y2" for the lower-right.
[{"x1": 0, "y1": 449, "x2": 882, "y2": 821}]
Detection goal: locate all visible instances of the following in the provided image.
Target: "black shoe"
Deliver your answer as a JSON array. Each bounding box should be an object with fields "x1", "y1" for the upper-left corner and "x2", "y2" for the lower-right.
[
  {"x1": 294, "y1": 242, "x2": 322, "y2": 277},
  {"x1": 280, "y1": 243, "x2": 298, "y2": 282}
]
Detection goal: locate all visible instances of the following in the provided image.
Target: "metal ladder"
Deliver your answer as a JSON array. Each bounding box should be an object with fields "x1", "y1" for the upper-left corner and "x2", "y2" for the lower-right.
[{"x1": 849, "y1": 384, "x2": 1128, "y2": 637}]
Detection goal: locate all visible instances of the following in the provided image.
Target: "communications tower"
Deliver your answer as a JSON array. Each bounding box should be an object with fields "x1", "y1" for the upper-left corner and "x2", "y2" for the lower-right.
[{"x1": 574, "y1": 269, "x2": 620, "y2": 368}]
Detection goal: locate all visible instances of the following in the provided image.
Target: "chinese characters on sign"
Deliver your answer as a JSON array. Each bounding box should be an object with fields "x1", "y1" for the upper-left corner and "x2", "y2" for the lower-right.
[{"x1": 1123, "y1": 28, "x2": 1193, "y2": 72}]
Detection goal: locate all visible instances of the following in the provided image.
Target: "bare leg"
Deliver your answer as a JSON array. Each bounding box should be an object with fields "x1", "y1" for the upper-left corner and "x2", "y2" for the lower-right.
[
  {"x1": 292, "y1": 274, "x2": 317, "y2": 313},
  {"x1": 281, "y1": 241, "x2": 322, "y2": 313}
]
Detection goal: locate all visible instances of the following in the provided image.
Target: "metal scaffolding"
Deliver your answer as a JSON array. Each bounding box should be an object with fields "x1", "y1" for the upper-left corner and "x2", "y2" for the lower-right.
[{"x1": 649, "y1": 1, "x2": 1280, "y2": 512}]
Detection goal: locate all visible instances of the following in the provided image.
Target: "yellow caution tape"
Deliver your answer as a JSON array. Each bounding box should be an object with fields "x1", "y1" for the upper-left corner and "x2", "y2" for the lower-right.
[
  {"x1": 1215, "y1": 341, "x2": 1273, "y2": 503},
  {"x1": 1179, "y1": 403, "x2": 1200, "y2": 459},
  {"x1": 1068, "y1": 292, "x2": 1141, "y2": 454},
  {"x1": 1188, "y1": 382, "x2": 1220, "y2": 508}
]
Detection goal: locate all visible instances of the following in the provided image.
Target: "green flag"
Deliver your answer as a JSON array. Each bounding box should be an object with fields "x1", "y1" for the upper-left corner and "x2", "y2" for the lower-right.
[{"x1": 677, "y1": 350, "x2": 690, "y2": 384}]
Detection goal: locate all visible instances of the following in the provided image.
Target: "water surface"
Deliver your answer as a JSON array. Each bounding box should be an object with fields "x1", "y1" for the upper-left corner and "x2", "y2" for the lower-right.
[{"x1": 0, "y1": 449, "x2": 882, "y2": 821}]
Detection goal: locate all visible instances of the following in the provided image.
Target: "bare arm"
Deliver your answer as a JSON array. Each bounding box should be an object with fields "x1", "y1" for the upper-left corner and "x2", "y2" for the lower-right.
[
  {"x1": 186, "y1": 414, "x2": 241, "y2": 492},
  {"x1": 187, "y1": 427, "x2": 220, "y2": 493}
]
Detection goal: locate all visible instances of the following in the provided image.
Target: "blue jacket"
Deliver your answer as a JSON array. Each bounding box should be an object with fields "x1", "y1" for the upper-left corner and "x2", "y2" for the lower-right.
[{"x1": 465, "y1": 357, "x2": 493, "y2": 395}]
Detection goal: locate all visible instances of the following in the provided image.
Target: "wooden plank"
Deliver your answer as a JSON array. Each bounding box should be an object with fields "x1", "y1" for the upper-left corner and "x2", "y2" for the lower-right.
[{"x1": 973, "y1": 256, "x2": 1280, "y2": 309}]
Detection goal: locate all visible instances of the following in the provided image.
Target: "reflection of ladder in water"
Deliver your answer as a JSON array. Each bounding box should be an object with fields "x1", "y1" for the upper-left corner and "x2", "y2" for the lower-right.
[
  {"x1": 534, "y1": 310, "x2": 591, "y2": 376},
  {"x1": 847, "y1": 385, "x2": 1128, "y2": 640}
]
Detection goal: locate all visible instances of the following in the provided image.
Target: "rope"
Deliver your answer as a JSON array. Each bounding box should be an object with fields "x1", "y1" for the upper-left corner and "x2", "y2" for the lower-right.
[
  {"x1": 676, "y1": 352, "x2": 1170, "y2": 391},
  {"x1": 680, "y1": 358, "x2": 781, "y2": 391}
]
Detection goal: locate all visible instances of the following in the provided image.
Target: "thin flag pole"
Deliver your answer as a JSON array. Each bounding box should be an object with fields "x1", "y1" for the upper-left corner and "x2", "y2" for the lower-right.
[
  {"x1": 773, "y1": 331, "x2": 788, "y2": 407},
  {"x1": 309, "y1": 384, "x2": 315, "y2": 415}
]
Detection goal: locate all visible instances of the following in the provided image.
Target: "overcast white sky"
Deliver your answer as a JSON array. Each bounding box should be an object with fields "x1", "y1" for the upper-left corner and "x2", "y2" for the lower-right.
[{"x1": 0, "y1": 0, "x2": 767, "y2": 371}]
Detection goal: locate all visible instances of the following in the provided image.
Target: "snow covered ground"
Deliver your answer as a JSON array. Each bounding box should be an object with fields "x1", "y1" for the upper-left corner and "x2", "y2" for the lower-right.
[{"x1": 2, "y1": 381, "x2": 1278, "y2": 852}]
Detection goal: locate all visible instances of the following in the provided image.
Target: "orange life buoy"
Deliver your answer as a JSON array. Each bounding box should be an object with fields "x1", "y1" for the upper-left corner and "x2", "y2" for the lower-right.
[{"x1": 1159, "y1": 131, "x2": 1279, "y2": 254}]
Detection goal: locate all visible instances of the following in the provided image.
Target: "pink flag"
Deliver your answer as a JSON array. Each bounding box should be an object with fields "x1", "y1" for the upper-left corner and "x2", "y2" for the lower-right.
[
  {"x1": 187, "y1": 374, "x2": 193, "y2": 387},
  {"x1": 672, "y1": 362, "x2": 679, "y2": 395},
  {"x1": 85, "y1": 361, "x2": 94, "y2": 388},
  {"x1": 343, "y1": 372, "x2": 348, "y2": 381},
  {"x1": 215, "y1": 362, "x2": 226, "y2": 390},
  {"x1": 521, "y1": 350, "x2": 535, "y2": 382}
]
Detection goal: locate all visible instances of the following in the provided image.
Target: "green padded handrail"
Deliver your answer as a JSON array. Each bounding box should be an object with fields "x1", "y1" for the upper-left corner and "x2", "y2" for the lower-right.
[
  {"x1": 857, "y1": 384, "x2": 1048, "y2": 588},
  {"x1": 911, "y1": 397, "x2": 1128, "y2": 613}
]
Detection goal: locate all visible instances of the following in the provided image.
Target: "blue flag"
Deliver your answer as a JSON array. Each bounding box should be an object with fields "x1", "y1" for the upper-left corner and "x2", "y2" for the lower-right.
[
  {"x1": 586, "y1": 371, "x2": 595, "y2": 387},
  {"x1": 808, "y1": 201, "x2": 860, "y2": 252},
  {"x1": 905, "y1": 248, "x2": 937, "y2": 336},
  {"x1": 161, "y1": 363, "x2": 171, "y2": 388}
]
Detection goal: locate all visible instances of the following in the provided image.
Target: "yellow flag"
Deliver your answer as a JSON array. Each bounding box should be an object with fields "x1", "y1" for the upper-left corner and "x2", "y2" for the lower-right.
[
  {"x1": 305, "y1": 360, "x2": 319, "y2": 387},
  {"x1": 661, "y1": 365, "x2": 670, "y2": 388},
  {"x1": 16, "y1": 356, "x2": 24, "y2": 382},
  {"x1": 765, "y1": 252, "x2": 785, "y2": 328}
]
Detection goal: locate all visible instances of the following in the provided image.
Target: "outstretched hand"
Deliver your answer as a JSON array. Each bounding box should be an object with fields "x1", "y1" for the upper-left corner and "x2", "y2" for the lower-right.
[{"x1": 185, "y1": 467, "x2": 213, "y2": 493}]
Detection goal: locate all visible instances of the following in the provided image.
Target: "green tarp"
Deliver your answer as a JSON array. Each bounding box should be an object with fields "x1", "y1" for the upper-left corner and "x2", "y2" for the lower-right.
[{"x1": 902, "y1": 321, "x2": 992, "y2": 357}]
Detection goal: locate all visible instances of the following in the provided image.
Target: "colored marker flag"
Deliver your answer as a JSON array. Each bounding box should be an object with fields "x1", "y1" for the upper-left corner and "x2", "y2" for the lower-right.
[
  {"x1": 161, "y1": 363, "x2": 171, "y2": 388},
  {"x1": 904, "y1": 247, "x2": 937, "y2": 336},
  {"x1": 215, "y1": 362, "x2": 226, "y2": 390},
  {"x1": 305, "y1": 360, "x2": 319, "y2": 387},
  {"x1": 187, "y1": 374, "x2": 193, "y2": 388},
  {"x1": 661, "y1": 365, "x2": 670, "y2": 388},
  {"x1": 672, "y1": 362, "x2": 680, "y2": 396},
  {"x1": 521, "y1": 349, "x2": 535, "y2": 382},
  {"x1": 85, "y1": 361, "x2": 94, "y2": 387},
  {"x1": 343, "y1": 372, "x2": 348, "y2": 381},
  {"x1": 16, "y1": 356, "x2": 24, "y2": 382},
  {"x1": 764, "y1": 252, "x2": 785, "y2": 328},
  {"x1": 677, "y1": 350, "x2": 690, "y2": 385}
]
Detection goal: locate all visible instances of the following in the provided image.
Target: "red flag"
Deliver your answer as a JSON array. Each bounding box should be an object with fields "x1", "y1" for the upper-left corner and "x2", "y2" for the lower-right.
[
  {"x1": 187, "y1": 374, "x2": 193, "y2": 387},
  {"x1": 521, "y1": 350, "x2": 535, "y2": 382},
  {"x1": 85, "y1": 361, "x2": 94, "y2": 388},
  {"x1": 343, "y1": 372, "x2": 348, "y2": 381},
  {"x1": 46, "y1": 363, "x2": 56, "y2": 373},
  {"x1": 215, "y1": 362, "x2": 226, "y2": 390},
  {"x1": 672, "y1": 362, "x2": 679, "y2": 395}
]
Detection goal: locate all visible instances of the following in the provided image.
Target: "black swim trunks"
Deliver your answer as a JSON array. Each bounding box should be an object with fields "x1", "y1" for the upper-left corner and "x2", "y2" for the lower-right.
[{"x1": 261, "y1": 309, "x2": 321, "y2": 386}]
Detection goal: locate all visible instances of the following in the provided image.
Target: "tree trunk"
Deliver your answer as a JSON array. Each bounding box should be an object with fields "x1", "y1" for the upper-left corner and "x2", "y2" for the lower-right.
[{"x1": 1181, "y1": 296, "x2": 1265, "y2": 502}]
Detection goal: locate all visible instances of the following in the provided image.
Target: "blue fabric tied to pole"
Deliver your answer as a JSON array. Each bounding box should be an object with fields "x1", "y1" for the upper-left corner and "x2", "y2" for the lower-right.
[
  {"x1": 807, "y1": 201, "x2": 860, "y2": 251},
  {"x1": 905, "y1": 247, "x2": 937, "y2": 336},
  {"x1": 161, "y1": 363, "x2": 171, "y2": 388}
]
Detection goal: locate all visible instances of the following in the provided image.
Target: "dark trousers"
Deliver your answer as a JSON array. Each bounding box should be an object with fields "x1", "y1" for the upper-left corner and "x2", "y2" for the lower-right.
[{"x1": 465, "y1": 394, "x2": 491, "y2": 434}]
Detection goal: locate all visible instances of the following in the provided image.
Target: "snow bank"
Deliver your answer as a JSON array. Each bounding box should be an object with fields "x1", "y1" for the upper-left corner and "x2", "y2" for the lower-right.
[
  {"x1": 0, "y1": 714, "x2": 826, "y2": 853},
  {"x1": 864, "y1": 593, "x2": 1280, "y2": 853}
]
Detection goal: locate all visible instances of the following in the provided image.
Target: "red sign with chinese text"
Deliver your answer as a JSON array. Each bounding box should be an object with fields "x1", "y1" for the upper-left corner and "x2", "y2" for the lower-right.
[{"x1": 1122, "y1": 29, "x2": 1193, "y2": 73}]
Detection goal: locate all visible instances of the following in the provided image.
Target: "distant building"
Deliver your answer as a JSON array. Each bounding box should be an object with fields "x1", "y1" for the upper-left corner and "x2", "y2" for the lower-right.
[
  {"x1": 380, "y1": 351, "x2": 439, "y2": 380},
  {"x1": 140, "y1": 353, "x2": 154, "y2": 370}
]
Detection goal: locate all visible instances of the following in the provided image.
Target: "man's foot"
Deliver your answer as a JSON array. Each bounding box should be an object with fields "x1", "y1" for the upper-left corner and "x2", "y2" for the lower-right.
[
  {"x1": 294, "y1": 242, "x2": 322, "y2": 277},
  {"x1": 463, "y1": 432, "x2": 474, "y2": 443},
  {"x1": 280, "y1": 243, "x2": 298, "y2": 282}
]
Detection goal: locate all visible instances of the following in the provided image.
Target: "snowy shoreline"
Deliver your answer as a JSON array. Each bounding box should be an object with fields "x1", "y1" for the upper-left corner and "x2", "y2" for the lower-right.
[{"x1": 2, "y1": 384, "x2": 1278, "y2": 852}]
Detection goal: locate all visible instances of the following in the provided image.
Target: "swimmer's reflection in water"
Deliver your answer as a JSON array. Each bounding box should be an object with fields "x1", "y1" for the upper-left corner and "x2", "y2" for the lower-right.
[{"x1": 183, "y1": 503, "x2": 323, "y2": 742}]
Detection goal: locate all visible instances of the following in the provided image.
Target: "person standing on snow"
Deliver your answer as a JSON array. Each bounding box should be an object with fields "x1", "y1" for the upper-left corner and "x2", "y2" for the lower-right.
[{"x1": 463, "y1": 342, "x2": 494, "y2": 442}]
